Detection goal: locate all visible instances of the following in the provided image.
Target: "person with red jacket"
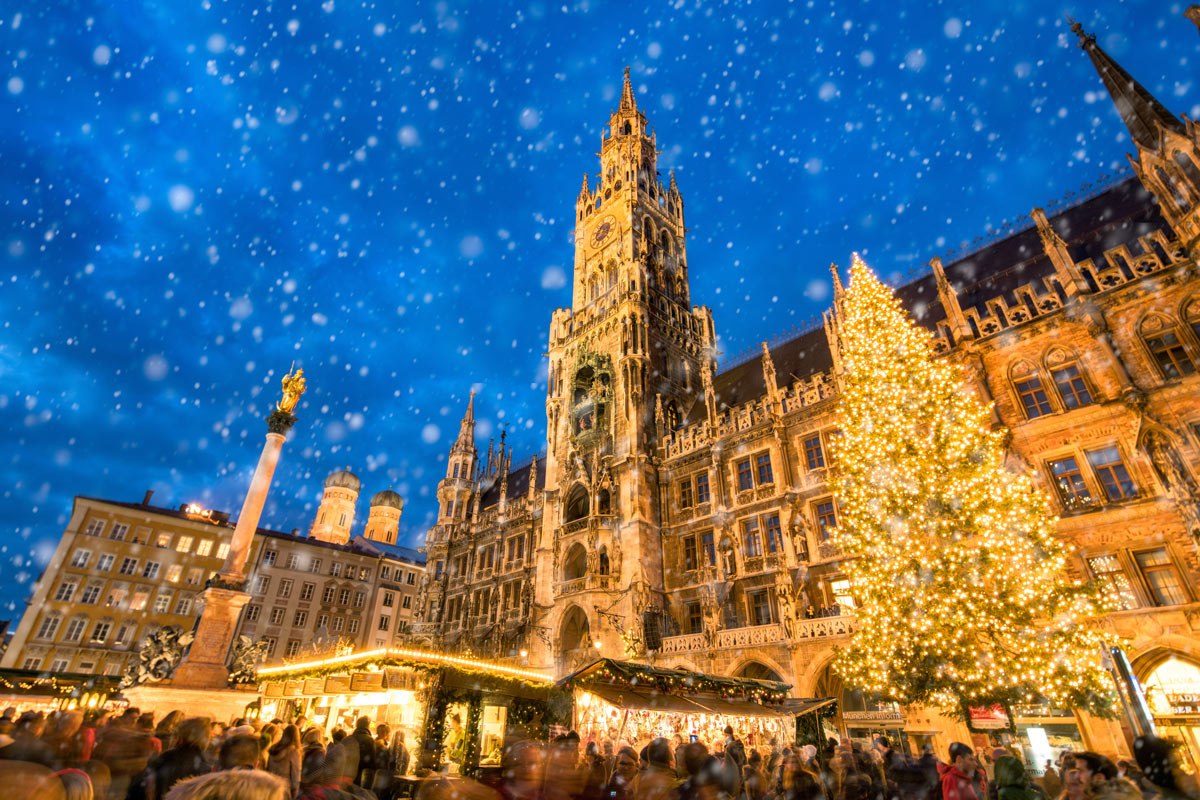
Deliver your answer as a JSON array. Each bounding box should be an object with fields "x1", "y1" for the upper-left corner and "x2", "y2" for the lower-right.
[{"x1": 939, "y1": 743, "x2": 987, "y2": 800}]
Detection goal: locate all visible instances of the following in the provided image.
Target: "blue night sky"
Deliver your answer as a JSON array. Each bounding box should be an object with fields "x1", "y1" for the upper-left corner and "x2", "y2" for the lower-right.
[{"x1": 1, "y1": 1, "x2": 1196, "y2": 614}]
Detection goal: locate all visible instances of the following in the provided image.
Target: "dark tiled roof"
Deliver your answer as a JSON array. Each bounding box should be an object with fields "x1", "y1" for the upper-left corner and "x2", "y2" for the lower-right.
[
  {"x1": 479, "y1": 455, "x2": 546, "y2": 510},
  {"x1": 684, "y1": 177, "x2": 1164, "y2": 428},
  {"x1": 351, "y1": 536, "x2": 426, "y2": 566}
]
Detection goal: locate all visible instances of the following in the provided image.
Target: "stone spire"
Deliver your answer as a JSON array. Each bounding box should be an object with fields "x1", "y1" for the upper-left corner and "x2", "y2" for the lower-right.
[
  {"x1": 1070, "y1": 20, "x2": 1186, "y2": 150},
  {"x1": 452, "y1": 391, "x2": 476, "y2": 455},
  {"x1": 620, "y1": 66, "x2": 636, "y2": 111},
  {"x1": 579, "y1": 173, "x2": 591, "y2": 198},
  {"x1": 930, "y1": 257, "x2": 972, "y2": 343}
]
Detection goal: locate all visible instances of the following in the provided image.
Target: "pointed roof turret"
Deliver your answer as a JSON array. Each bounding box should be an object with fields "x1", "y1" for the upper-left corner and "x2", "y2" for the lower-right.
[
  {"x1": 1071, "y1": 20, "x2": 1186, "y2": 150},
  {"x1": 452, "y1": 391, "x2": 476, "y2": 455},
  {"x1": 579, "y1": 173, "x2": 591, "y2": 197},
  {"x1": 620, "y1": 66, "x2": 636, "y2": 111},
  {"x1": 668, "y1": 170, "x2": 679, "y2": 194}
]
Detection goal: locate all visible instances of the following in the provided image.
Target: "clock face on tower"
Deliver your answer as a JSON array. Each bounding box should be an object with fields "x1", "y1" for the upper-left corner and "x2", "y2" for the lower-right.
[{"x1": 592, "y1": 215, "x2": 616, "y2": 247}]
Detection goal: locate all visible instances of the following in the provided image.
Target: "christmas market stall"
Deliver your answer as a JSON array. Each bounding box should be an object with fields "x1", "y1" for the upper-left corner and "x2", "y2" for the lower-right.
[
  {"x1": 559, "y1": 659, "x2": 796, "y2": 749},
  {"x1": 256, "y1": 647, "x2": 567, "y2": 777},
  {"x1": 0, "y1": 668, "x2": 118, "y2": 715}
]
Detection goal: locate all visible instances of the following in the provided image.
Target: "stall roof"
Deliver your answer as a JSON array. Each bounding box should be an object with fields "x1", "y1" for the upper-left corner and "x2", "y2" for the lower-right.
[
  {"x1": 588, "y1": 685, "x2": 714, "y2": 715},
  {"x1": 256, "y1": 646, "x2": 554, "y2": 684},
  {"x1": 780, "y1": 697, "x2": 838, "y2": 716},
  {"x1": 560, "y1": 658, "x2": 792, "y2": 699}
]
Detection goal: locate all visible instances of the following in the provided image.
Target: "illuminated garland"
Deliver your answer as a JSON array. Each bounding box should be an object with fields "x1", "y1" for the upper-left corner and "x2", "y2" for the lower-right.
[
  {"x1": 829, "y1": 255, "x2": 1116, "y2": 720},
  {"x1": 561, "y1": 659, "x2": 789, "y2": 705}
]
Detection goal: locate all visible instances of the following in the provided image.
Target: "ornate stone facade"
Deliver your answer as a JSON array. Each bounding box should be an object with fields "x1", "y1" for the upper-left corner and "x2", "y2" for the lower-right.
[{"x1": 412, "y1": 23, "x2": 1200, "y2": 756}]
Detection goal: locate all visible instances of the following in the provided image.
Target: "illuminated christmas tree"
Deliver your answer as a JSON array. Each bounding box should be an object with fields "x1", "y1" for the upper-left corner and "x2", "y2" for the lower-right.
[{"x1": 829, "y1": 254, "x2": 1114, "y2": 721}]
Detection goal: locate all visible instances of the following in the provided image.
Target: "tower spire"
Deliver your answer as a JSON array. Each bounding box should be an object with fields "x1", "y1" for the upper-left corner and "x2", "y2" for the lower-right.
[
  {"x1": 620, "y1": 66, "x2": 636, "y2": 111},
  {"x1": 452, "y1": 390, "x2": 476, "y2": 455},
  {"x1": 1070, "y1": 20, "x2": 1185, "y2": 150}
]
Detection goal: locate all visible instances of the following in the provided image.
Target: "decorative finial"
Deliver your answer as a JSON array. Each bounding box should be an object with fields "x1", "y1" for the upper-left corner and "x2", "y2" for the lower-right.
[{"x1": 620, "y1": 66, "x2": 636, "y2": 111}]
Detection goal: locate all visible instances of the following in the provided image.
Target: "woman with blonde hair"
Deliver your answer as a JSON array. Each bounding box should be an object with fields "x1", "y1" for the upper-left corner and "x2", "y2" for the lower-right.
[
  {"x1": 266, "y1": 724, "x2": 302, "y2": 798},
  {"x1": 165, "y1": 770, "x2": 287, "y2": 800}
]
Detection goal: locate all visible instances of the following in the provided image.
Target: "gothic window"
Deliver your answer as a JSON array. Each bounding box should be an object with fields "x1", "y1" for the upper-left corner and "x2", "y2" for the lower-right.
[
  {"x1": 597, "y1": 489, "x2": 611, "y2": 515},
  {"x1": 660, "y1": 230, "x2": 672, "y2": 255},
  {"x1": 1155, "y1": 166, "x2": 1188, "y2": 207},
  {"x1": 563, "y1": 544, "x2": 587, "y2": 581},
  {"x1": 622, "y1": 121, "x2": 631, "y2": 135},
  {"x1": 1174, "y1": 151, "x2": 1200, "y2": 194},
  {"x1": 564, "y1": 485, "x2": 589, "y2": 523},
  {"x1": 1011, "y1": 360, "x2": 1052, "y2": 418},
  {"x1": 1045, "y1": 348, "x2": 1093, "y2": 409},
  {"x1": 598, "y1": 546, "x2": 610, "y2": 575},
  {"x1": 1140, "y1": 315, "x2": 1196, "y2": 378}
]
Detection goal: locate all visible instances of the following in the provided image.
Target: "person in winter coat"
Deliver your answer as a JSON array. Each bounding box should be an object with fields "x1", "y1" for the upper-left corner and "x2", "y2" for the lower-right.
[
  {"x1": 266, "y1": 724, "x2": 303, "y2": 798},
  {"x1": 128, "y1": 716, "x2": 213, "y2": 800},
  {"x1": 349, "y1": 717, "x2": 376, "y2": 787},
  {"x1": 940, "y1": 743, "x2": 987, "y2": 800},
  {"x1": 1039, "y1": 763, "x2": 1061, "y2": 800},
  {"x1": 164, "y1": 769, "x2": 287, "y2": 800},
  {"x1": 994, "y1": 756, "x2": 1040, "y2": 800}
]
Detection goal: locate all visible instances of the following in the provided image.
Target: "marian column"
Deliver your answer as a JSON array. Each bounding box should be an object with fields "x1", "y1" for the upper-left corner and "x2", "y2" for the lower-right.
[{"x1": 172, "y1": 367, "x2": 307, "y2": 688}]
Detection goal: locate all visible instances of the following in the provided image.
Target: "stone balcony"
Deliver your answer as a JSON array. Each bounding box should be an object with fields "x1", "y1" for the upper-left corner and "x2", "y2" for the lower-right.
[
  {"x1": 554, "y1": 574, "x2": 615, "y2": 596},
  {"x1": 655, "y1": 613, "x2": 856, "y2": 655}
]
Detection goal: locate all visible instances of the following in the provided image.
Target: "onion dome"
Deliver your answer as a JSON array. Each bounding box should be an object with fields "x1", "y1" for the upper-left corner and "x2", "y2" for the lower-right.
[
  {"x1": 324, "y1": 470, "x2": 361, "y2": 492},
  {"x1": 370, "y1": 489, "x2": 403, "y2": 509}
]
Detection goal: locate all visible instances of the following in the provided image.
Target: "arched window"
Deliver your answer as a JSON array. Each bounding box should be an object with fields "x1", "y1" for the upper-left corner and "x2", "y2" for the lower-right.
[
  {"x1": 1044, "y1": 347, "x2": 1093, "y2": 410},
  {"x1": 1010, "y1": 360, "x2": 1052, "y2": 419},
  {"x1": 622, "y1": 121, "x2": 632, "y2": 135},
  {"x1": 565, "y1": 485, "x2": 590, "y2": 523},
  {"x1": 1140, "y1": 314, "x2": 1197, "y2": 379},
  {"x1": 598, "y1": 546, "x2": 610, "y2": 575},
  {"x1": 660, "y1": 230, "x2": 673, "y2": 256},
  {"x1": 597, "y1": 489, "x2": 611, "y2": 515},
  {"x1": 1185, "y1": 297, "x2": 1200, "y2": 344},
  {"x1": 563, "y1": 544, "x2": 588, "y2": 581},
  {"x1": 1173, "y1": 151, "x2": 1200, "y2": 193},
  {"x1": 1155, "y1": 166, "x2": 1187, "y2": 207}
]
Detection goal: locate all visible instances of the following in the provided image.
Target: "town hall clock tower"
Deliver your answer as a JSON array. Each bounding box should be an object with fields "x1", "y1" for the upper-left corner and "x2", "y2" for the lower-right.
[{"x1": 535, "y1": 69, "x2": 717, "y2": 672}]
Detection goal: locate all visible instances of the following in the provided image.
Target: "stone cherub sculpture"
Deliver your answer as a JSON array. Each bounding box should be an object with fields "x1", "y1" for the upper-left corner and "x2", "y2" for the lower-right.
[{"x1": 120, "y1": 627, "x2": 194, "y2": 688}]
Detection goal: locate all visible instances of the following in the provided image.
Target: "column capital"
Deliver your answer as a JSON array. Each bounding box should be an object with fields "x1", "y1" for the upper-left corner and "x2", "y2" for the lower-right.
[{"x1": 266, "y1": 409, "x2": 298, "y2": 435}]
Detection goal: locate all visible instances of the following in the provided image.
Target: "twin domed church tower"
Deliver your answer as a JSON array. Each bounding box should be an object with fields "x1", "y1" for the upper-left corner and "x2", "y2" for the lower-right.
[{"x1": 309, "y1": 469, "x2": 404, "y2": 546}]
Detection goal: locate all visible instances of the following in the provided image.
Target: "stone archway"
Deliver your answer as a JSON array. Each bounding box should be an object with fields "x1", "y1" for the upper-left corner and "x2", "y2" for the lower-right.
[
  {"x1": 563, "y1": 543, "x2": 587, "y2": 581},
  {"x1": 733, "y1": 658, "x2": 787, "y2": 685},
  {"x1": 558, "y1": 605, "x2": 594, "y2": 675},
  {"x1": 565, "y1": 484, "x2": 590, "y2": 523}
]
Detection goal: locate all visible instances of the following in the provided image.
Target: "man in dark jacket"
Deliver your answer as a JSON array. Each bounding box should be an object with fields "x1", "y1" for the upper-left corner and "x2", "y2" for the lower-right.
[
  {"x1": 350, "y1": 716, "x2": 376, "y2": 787},
  {"x1": 127, "y1": 716, "x2": 213, "y2": 800}
]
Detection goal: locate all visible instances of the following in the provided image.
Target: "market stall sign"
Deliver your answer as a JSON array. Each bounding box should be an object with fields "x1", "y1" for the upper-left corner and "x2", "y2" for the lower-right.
[
  {"x1": 284, "y1": 680, "x2": 303, "y2": 697},
  {"x1": 303, "y1": 678, "x2": 326, "y2": 696},
  {"x1": 843, "y1": 710, "x2": 904, "y2": 723},
  {"x1": 969, "y1": 705, "x2": 1011, "y2": 730},
  {"x1": 384, "y1": 668, "x2": 420, "y2": 691},
  {"x1": 263, "y1": 682, "x2": 285, "y2": 698},
  {"x1": 350, "y1": 671, "x2": 385, "y2": 693},
  {"x1": 1165, "y1": 693, "x2": 1200, "y2": 715},
  {"x1": 325, "y1": 675, "x2": 352, "y2": 694}
]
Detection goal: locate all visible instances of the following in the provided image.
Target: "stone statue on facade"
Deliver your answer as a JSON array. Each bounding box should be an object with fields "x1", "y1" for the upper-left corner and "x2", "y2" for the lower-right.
[{"x1": 1144, "y1": 430, "x2": 1200, "y2": 538}]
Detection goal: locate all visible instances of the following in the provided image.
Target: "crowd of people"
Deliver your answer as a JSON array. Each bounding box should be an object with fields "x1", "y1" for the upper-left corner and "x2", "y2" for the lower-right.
[{"x1": 0, "y1": 706, "x2": 1196, "y2": 800}]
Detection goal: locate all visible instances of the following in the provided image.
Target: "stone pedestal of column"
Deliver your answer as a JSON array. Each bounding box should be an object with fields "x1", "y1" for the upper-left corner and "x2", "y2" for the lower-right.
[{"x1": 171, "y1": 586, "x2": 252, "y2": 689}]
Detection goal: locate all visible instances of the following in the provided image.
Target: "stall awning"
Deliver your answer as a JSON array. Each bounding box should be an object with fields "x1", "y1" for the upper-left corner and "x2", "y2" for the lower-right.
[
  {"x1": 692, "y1": 695, "x2": 795, "y2": 719},
  {"x1": 588, "y1": 685, "x2": 713, "y2": 715},
  {"x1": 780, "y1": 697, "x2": 837, "y2": 716}
]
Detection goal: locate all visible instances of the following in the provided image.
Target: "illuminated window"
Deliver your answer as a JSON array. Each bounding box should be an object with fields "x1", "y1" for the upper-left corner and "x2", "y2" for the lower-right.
[
  {"x1": 186, "y1": 567, "x2": 203, "y2": 586},
  {"x1": 1086, "y1": 447, "x2": 1137, "y2": 502},
  {"x1": 830, "y1": 578, "x2": 857, "y2": 610},
  {"x1": 166, "y1": 564, "x2": 183, "y2": 583},
  {"x1": 1015, "y1": 376, "x2": 1053, "y2": 419},
  {"x1": 1051, "y1": 364, "x2": 1093, "y2": 409},
  {"x1": 155, "y1": 532, "x2": 172, "y2": 548},
  {"x1": 130, "y1": 591, "x2": 149, "y2": 611},
  {"x1": 1134, "y1": 549, "x2": 1188, "y2": 607},
  {"x1": 195, "y1": 540, "x2": 213, "y2": 557},
  {"x1": 803, "y1": 435, "x2": 825, "y2": 470},
  {"x1": 814, "y1": 501, "x2": 837, "y2": 540},
  {"x1": 175, "y1": 535, "x2": 193, "y2": 553},
  {"x1": 216, "y1": 543, "x2": 230, "y2": 560},
  {"x1": 1048, "y1": 457, "x2": 1095, "y2": 511}
]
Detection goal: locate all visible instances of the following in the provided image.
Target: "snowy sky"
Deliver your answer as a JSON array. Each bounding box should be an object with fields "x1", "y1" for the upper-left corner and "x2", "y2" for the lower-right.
[{"x1": 1, "y1": 1, "x2": 1197, "y2": 615}]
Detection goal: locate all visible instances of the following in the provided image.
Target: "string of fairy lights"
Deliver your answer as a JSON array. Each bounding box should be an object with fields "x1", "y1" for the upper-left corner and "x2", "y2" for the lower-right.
[{"x1": 828, "y1": 254, "x2": 1116, "y2": 718}]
